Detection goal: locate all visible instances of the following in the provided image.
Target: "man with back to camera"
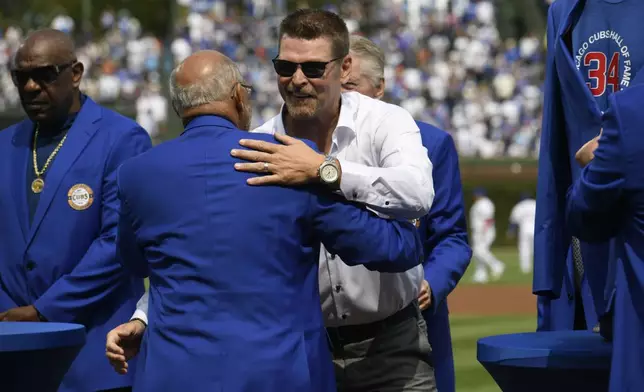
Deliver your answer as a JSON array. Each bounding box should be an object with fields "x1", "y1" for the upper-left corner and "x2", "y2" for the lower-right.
[
  {"x1": 342, "y1": 33, "x2": 471, "y2": 392},
  {"x1": 110, "y1": 8, "x2": 437, "y2": 392},
  {"x1": 0, "y1": 29, "x2": 150, "y2": 392},
  {"x1": 107, "y1": 49, "x2": 424, "y2": 392}
]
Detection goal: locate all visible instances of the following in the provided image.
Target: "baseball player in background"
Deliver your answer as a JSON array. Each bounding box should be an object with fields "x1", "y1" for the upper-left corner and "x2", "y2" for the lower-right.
[
  {"x1": 508, "y1": 193, "x2": 536, "y2": 274},
  {"x1": 470, "y1": 188, "x2": 505, "y2": 283}
]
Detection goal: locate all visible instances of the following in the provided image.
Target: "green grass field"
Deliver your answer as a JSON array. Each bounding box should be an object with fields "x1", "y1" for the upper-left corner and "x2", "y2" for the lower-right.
[
  {"x1": 451, "y1": 314, "x2": 536, "y2": 392},
  {"x1": 452, "y1": 246, "x2": 535, "y2": 391}
]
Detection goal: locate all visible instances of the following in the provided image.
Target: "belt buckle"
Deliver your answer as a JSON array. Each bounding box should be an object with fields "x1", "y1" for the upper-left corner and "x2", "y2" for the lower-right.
[{"x1": 326, "y1": 327, "x2": 345, "y2": 355}]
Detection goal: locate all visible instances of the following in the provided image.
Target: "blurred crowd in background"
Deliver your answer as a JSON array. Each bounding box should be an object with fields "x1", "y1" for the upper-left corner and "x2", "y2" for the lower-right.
[{"x1": 0, "y1": 0, "x2": 552, "y2": 158}]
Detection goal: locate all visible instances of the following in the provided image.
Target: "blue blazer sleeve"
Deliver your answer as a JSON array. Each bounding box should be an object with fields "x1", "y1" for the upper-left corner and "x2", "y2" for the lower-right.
[
  {"x1": 566, "y1": 98, "x2": 628, "y2": 242},
  {"x1": 309, "y1": 191, "x2": 423, "y2": 273},
  {"x1": 533, "y1": 2, "x2": 571, "y2": 299},
  {"x1": 0, "y1": 283, "x2": 17, "y2": 311},
  {"x1": 33, "y1": 127, "x2": 151, "y2": 322},
  {"x1": 422, "y1": 131, "x2": 471, "y2": 313},
  {"x1": 116, "y1": 167, "x2": 149, "y2": 278}
]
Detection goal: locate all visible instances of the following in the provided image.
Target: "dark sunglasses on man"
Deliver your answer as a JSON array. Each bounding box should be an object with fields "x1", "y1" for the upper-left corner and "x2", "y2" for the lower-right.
[
  {"x1": 272, "y1": 56, "x2": 344, "y2": 79},
  {"x1": 10, "y1": 61, "x2": 76, "y2": 86}
]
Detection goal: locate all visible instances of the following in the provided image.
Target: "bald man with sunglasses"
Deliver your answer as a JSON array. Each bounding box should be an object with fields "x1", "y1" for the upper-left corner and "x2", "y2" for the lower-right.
[{"x1": 0, "y1": 29, "x2": 151, "y2": 392}]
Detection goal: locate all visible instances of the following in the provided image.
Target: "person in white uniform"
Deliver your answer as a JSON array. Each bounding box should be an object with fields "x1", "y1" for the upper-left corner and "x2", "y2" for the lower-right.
[
  {"x1": 470, "y1": 187, "x2": 505, "y2": 283},
  {"x1": 508, "y1": 193, "x2": 536, "y2": 274}
]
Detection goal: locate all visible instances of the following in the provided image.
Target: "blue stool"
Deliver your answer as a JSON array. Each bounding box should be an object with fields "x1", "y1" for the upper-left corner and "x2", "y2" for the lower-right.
[
  {"x1": 477, "y1": 331, "x2": 612, "y2": 392},
  {"x1": 0, "y1": 322, "x2": 86, "y2": 391}
]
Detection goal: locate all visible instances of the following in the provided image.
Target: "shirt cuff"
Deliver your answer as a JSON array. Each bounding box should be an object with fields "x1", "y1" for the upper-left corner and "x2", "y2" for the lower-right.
[
  {"x1": 338, "y1": 159, "x2": 372, "y2": 203},
  {"x1": 131, "y1": 309, "x2": 148, "y2": 325}
]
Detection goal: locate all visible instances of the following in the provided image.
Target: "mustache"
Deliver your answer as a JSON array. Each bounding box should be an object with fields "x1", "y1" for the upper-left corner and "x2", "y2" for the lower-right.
[{"x1": 286, "y1": 87, "x2": 316, "y2": 97}]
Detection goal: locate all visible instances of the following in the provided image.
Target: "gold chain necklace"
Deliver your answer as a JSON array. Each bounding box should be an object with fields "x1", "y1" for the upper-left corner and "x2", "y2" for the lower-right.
[{"x1": 31, "y1": 125, "x2": 68, "y2": 194}]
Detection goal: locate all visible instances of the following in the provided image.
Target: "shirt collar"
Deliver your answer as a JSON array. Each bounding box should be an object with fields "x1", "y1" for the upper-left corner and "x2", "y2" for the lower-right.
[
  {"x1": 272, "y1": 92, "x2": 358, "y2": 153},
  {"x1": 181, "y1": 115, "x2": 237, "y2": 135}
]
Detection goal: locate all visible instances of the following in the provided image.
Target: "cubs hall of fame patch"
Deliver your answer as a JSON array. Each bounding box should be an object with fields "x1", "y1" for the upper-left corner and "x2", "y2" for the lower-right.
[{"x1": 67, "y1": 184, "x2": 94, "y2": 211}]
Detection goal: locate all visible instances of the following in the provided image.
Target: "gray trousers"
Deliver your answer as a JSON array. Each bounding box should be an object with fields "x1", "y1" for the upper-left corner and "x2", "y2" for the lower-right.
[{"x1": 329, "y1": 303, "x2": 437, "y2": 392}]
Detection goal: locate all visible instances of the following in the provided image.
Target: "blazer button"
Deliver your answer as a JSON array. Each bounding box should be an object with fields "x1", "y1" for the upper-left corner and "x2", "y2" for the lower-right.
[
  {"x1": 25, "y1": 261, "x2": 36, "y2": 271},
  {"x1": 567, "y1": 293, "x2": 574, "y2": 301},
  {"x1": 341, "y1": 314, "x2": 348, "y2": 320},
  {"x1": 335, "y1": 285, "x2": 342, "y2": 293}
]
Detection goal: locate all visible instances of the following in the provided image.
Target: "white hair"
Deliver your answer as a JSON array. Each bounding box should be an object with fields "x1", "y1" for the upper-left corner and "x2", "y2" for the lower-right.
[
  {"x1": 349, "y1": 35, "x2": 385, "y2": 88},
  {"x1": 168, "y1": 57, "x2": 243, "y2": 114}
]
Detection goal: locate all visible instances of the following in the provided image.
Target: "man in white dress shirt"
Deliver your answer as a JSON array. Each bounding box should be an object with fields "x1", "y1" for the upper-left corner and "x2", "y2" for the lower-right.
[
  {"x1": 470, "y1": 188, "x2": 505, "y2": 283},
  {"x1": 508, "y1": 193, "x2": 536, "y2": 274},
  {"x1": 106, "y1": 9, "x2": 436, "y2": 391}
]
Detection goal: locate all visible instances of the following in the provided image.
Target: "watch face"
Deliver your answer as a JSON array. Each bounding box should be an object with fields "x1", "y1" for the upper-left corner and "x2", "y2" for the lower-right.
[{"x1": 321, "y1": 164, "x2": 339, "y2": 183}]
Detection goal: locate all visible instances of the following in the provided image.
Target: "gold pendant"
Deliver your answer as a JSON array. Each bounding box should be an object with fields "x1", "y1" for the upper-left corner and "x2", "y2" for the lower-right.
[{"x1": 31, "y1": 178, "x2": 44, "y2": 194}]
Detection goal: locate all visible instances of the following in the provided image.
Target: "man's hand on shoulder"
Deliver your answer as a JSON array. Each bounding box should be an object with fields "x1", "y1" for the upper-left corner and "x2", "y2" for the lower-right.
[
  {"x1": 230, "y1": 133, "x2": 325, "y2": 186},
  {"x1": 106, "y1": 319, "x2": 146, "y2": 374}
]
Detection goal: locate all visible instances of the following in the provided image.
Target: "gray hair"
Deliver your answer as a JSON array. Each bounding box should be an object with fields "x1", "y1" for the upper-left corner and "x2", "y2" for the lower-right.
[
  {"x1": 349, "y1": 35, "x2": 385, "y2": 88},
  {"x1": 168, "y1": 57, "x2": 244, "y2": 114}
]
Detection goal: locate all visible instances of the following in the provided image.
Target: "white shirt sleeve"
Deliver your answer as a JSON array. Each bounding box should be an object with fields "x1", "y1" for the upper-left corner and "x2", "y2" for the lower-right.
[
  {"x1": 130, "y1": 291, "x2": 149, "y2": 325},
  {"x1": 337, "y1": 107, "x2": 434, "y2": 220}
]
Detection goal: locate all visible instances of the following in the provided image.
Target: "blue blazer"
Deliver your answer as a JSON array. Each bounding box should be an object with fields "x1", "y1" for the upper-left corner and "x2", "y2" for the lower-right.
[
  {"x1": 566, "y1": 85, "x2": 644, "y2": 391},
  {"x1": 416, "y1": 121, "x2": 471, "y2": 392},
  {"x1": 0, "y1": 97, "x2": 151, "y2": 391},
  {"x1": 115, "y1": 115, "x2": 424, "y2": 392},
  {"x1": 535, "y1": 0, "x2": 604, "y2": 330}
]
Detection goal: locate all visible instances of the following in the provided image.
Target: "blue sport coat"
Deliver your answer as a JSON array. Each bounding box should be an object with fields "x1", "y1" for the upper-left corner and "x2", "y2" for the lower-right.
[
  {"x1": 0, "y1": 97, "x2": 151, "y2": 391},
  {"x1": 417, "y1": 121, "x2": 471, "y2": 392},
  {"x1": 116, "y1": 115, "x2": 424, "y2": 392},
  {"x1": 566, "y1": 84, "x2": 644, "y2": 391},
  {"x1": 535, "y1": 0, "x2": 607, "y2": 330}
]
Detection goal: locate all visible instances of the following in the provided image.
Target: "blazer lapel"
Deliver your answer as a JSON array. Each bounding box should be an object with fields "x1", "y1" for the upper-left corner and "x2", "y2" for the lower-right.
[
  {"x1": 27, "y1": 98, "x2": 102, "y2": 246},
  {"x1": 10, "y1": 120, "x2": 34, "y2": 242}
]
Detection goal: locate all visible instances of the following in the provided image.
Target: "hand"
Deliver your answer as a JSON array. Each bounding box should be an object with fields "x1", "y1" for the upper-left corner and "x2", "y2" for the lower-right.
[
  {"x1": 0, "y1": 305, "x2": 39, "y2": 321},
  {"x1": 575, "y1": 129, "x2": 602, "y2": 167},
  {"x1": 106, "y1": 319, "x2": 146, "y2": 375},
  {"x1": 231, "y1": 133, "x2": 325, "y2": 186},
  {"x1": 418, "y1": 280, "x2": 432, "y2": 311}
]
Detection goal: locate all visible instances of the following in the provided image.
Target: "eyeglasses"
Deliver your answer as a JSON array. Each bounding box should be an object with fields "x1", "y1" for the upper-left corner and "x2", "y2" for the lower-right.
[
  {"x1": 239, "y1": 82, "x2": 253, "y2": 94},
  {"x1": 272, "y1": 56, "x2": 344, "y2": 79},
  {"x1": 10, "y1": 61, "x2": 76, "y2": 86},
  {"x1": 230, "y1": 82, "x2": 253, "y2": 97}
]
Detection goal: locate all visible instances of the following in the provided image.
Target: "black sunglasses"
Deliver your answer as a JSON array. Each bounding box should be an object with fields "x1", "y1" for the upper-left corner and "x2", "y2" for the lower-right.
[
  {"x1": 10, "y1": 61, "x2": 75, "y2": 86},
  {"x1": 272, "y1": 56, "x2": 344, "y2": 79}
]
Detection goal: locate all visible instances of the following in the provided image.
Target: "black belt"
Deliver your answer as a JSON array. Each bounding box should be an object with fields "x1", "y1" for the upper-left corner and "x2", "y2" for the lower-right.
[{"x1": 326, "y1": 302, "x2": 418, "y2": 346}]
